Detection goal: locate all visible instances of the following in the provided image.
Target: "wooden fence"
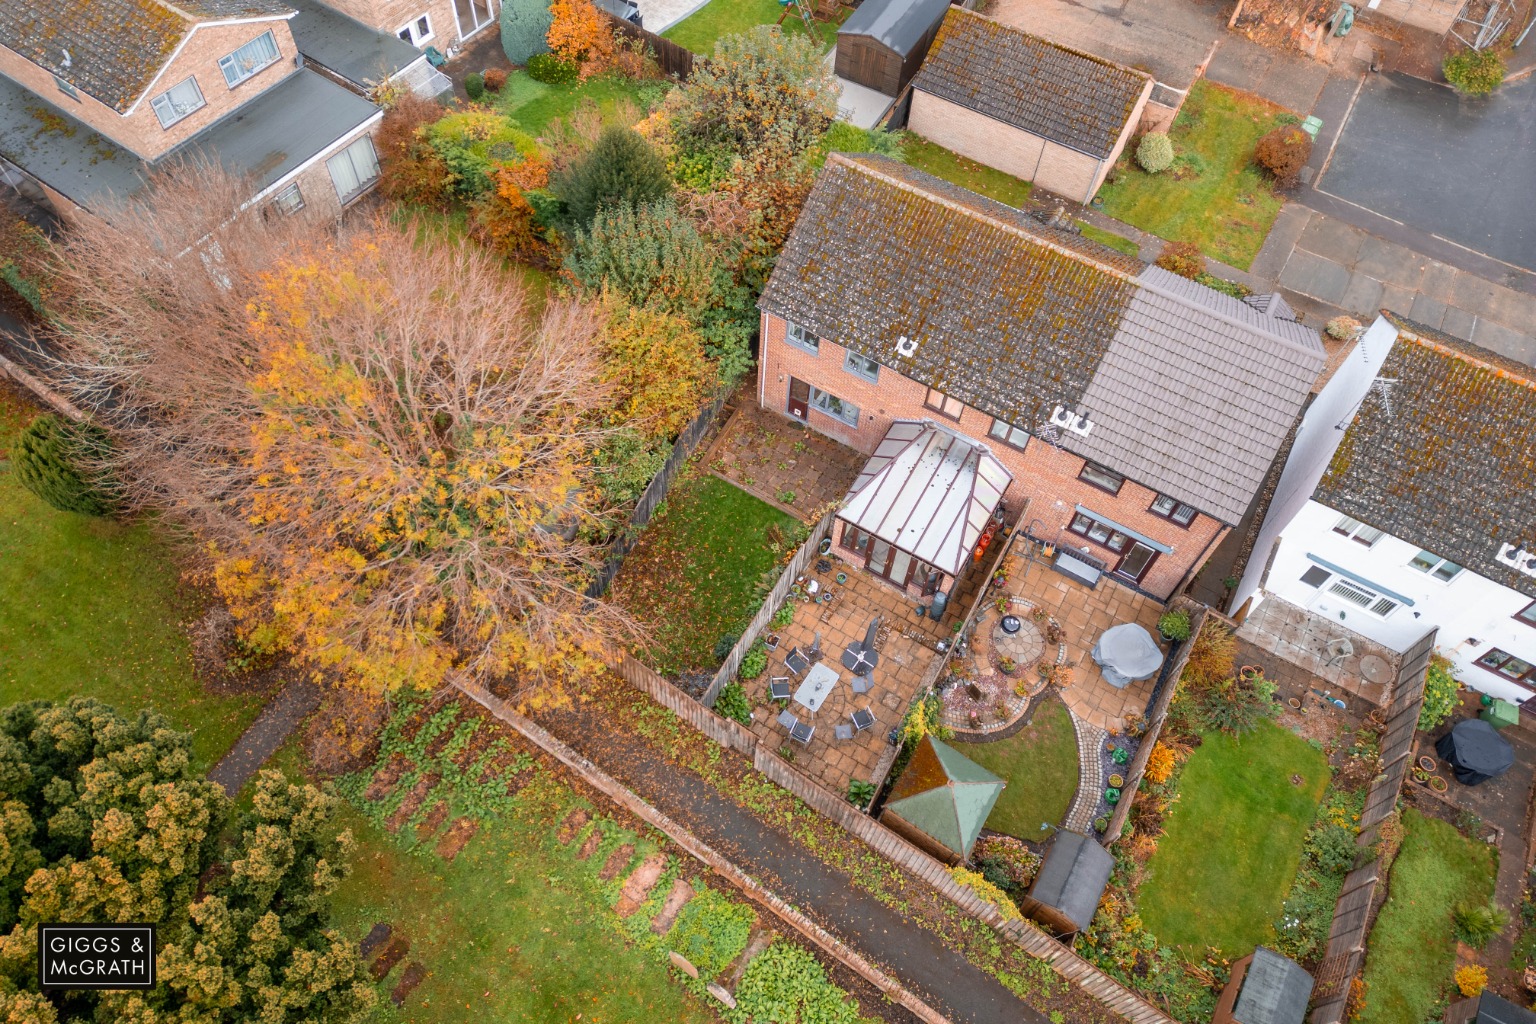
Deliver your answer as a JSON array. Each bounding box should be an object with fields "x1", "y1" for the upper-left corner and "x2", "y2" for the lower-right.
[{"x1": 603, "y1": 11, "x2": 698, "y2": 79}]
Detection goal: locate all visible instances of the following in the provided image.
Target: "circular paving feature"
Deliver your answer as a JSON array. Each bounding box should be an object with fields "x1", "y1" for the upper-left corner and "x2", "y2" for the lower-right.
[{"x1": 993, "y1": 617, "x2": 1044, "y2": 667}]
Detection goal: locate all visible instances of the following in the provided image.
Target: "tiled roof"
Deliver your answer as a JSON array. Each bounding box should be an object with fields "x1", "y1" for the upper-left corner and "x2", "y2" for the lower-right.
[
  {"x1": 838, "y1": 0, "x2": 953, "y2": 57},
  {"x1": 760, "y1": 154, "x2": 1325, "y2": 525},
  {"x1": 1317, "y1": 312, "x2": 1536, "y2": 600},
  {"x1": 0, "y1": 0, "x2": 292, "y2": 113},
  {"x1": 909, "y1": 8, "x2": 1151, "y2": 159}
]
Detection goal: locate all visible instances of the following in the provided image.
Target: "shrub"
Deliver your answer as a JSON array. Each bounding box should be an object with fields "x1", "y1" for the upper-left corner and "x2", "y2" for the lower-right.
[
  {"x1": 1444, "y1": 48, "x2": 1505, "y2": 96},
  {"x1": 1136, "y1": 132, "x2": 1174, "y2": 173},
  {"x1": 501, "y1": 0, "x2": 553, "y2": 64},
  {"x1": 973, "y1": 834, "x2": 1040, "y2": 889},
  {"x1": 1144, "y1": 742, "x2": 1177, "y2": 785},
  {"x1": 949, "y1": 867, "x2": 1023, "y2": 921},
  {"x1": 738, "y1": 640, "x2": 768, "y2": 679},
  {"x1": 1455, "y1": 964, "x2": 1489, "y2": 997},
  {"x1": 714, "y1": 680, "x2": 751, "y2": 724},
  {"x1": 1155, "y1": 240, "x2": 1205, "y2": 280},
  {"x1": 12, "y1": 414, "x2": 117, "y2": 516},
  {"x1": 1195, "y1": 673, "x2": 1278, "y2": 735},
  {"x1": 846, "y1": 779, "x2": 876, "y2": 806},
  {"x1": 469, "y1": 161, "x2": 552, "y2": 259},
  {"x1": 601, "y1": 304, "x2": 719, "y2": 441},
  {"x1": 425, "y1": 109, "x2": 540, "y2": 198},
  {"x1": 1157, "y1": 609, "x2": 1192, "y2": 642},
  {"x1": 733, "y1": 942, "x2": 864, "y2": 1024},
  {"x1": 376, "y1": 93, "x2": 449, "y2": 206},
  {"x1": 812, "y1": 122, "x2": 903, "y2": 168},
  {"x1": 670, "y1": 146, "x2": 737, "y2": 191},
  {"x1": 1454, "y1": 902, "x2": 1509, "y2": 948},
  {"x1": 482, "y1": 67, "x2": 508, "y2": 91},
  {"x1": 527, "y1": 51, "x2": 579, "y2": 84},
  {"x1": 665, "y1": 884, "x2": 753, "y2": 975},
  {"x1": 547, "y1": 0, "x2": 613, "y2": 70},
  {"x1": 1305, "y1": 820, "x2": 1359, "y2": 874},
  {"x1": 553, "y1": 125, "x2": 672, "y2": 226},
  {"x1": 1253, "y1": 123, "x2": 1312, "y2": 186},
  {"x1": 1181, "y1": 621, "x2": 1237, "y2": 690},
  {"x1": 713, "y1": 632, "x2": 739, "y2": 661},
  {"x1": 592, "y1": 427, "x2": 667, "y2": 506},
  {"x1": 1326, "y1": 315, "x2": 1362, "y2": 340},
  {"x1": 464, "y1": 72, "x2": 486, "y2": 100},
  {"x1": 566, "y1": 199, "x2": 718, "y2": 318},
  {"x1": 770, "y1": 603, "x2": 795, "y2": 630},
  {"x1": 1418, "y1": 654, "x2": 1462, "y2": 731}
]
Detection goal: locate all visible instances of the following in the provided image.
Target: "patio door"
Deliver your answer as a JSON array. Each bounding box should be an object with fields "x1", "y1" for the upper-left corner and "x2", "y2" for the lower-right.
[
  {"x1": 453, "y1": 0, "x2": 494, "y2": 39},
  {"x1": 867, "y1": 539, "x2": 914, "y2": 587},
  {"x1": 1113, "y1": 542, "x2": 1157, "y2": 584},
  {"x1": 787, "y1": 378, "x2": 810, "y2": 421}
]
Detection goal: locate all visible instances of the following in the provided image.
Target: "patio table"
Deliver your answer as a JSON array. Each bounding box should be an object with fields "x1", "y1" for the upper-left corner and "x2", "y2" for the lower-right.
[{"x1": 794, "y1": 662, "x2": 840, "y2": 714}]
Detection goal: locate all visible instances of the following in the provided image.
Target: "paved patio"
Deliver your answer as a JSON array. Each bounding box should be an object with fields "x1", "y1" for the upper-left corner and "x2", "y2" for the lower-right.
[
  {"x1": 706, "y1": 403, "x2": 866, "y2": 519},
  {"x1": 1236, "y1": 595, "x2": 1400, "y2": 708}
]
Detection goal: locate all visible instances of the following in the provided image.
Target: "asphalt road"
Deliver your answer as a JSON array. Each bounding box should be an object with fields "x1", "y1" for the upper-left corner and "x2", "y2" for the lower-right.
[{"x1": 1319, "y1": 72, "x2": 1536, "y2": 273}]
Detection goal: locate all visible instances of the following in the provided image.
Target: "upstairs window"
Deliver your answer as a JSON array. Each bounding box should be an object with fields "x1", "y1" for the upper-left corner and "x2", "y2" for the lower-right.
[
  {"x1": 1518, "y1": 600, "x2": 1536, "y2": 629},
  {"x1": 219, "y1": 31, "x2": 281, "y2": 88},
  {"x1": 53, "y1": 74, "x2": 78, "y2": 100},
  {"x1": 1150, "y1": 494, "x2": 1197, "y2": 526},
  {"x1": 988, "y1": 418, "x2": 1029, "y2": 450},
  {"x1": 923, "y1": 387, "x2": 963, "y2": 420},
  {"x1": 1079, "y1": 461, "x2": 1124, "y2": 495},
  {"x1": 1331, "y1": 514, "x2": 1384, "y2": 547},
  {"x1": 150, "y1": 76, "x2": 205, "y2": 128},
  {"x1": 1408, "y1": 549, "x2": 1463, "y2": 583},
  {"x1": 843, "y1": 350, "x2": 879, "y2": 382},
  {"x1": 1476, "y1": 648, "x2": 1535, "y2": 684},
  {"x1": 785, "y1": 321, "x2": 819, "y2": 354}
]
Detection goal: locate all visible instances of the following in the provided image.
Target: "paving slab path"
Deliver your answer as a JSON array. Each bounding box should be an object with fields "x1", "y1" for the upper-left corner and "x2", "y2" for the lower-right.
[{"x1": 206, "y1": 679, "x2": 321, "y2": 794}]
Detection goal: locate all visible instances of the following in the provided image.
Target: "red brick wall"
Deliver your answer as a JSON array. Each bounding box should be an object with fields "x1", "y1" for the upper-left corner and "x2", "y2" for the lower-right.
[{"x1": 758, "y1": 312, "x2": 1227, "y2": 599}]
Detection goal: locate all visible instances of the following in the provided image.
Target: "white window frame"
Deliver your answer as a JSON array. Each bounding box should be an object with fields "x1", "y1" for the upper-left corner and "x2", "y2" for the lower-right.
[
  {"x1": 988, "y1": 418, "x2": 1029, "y2": 450},
  {"x1": 326, "y1": 135, "x2": 381, "y2": 204},
  {"x1": 271, "y1": 181, "x2": 305, "y2": 215},
  {"x1": 808, "y1": 385, "x2": 859, "y2": 426},
  {"x1": 843, "y1": 350, "x2": 879, "y2": 382},
  {"x1": 1331, "y1": 514, "x2": 1384, "y2": 548},
  {"x1": 53, "y1": 74, "x2": 79, "y2": 101},
  {"x1": 1407, "y1": 549, "x2": 1463, "y2": 583},
  {"x1": 785, "y1": 321, "x2": 819, "y2": 354},
  {"x1": 397, "y1": 14, "x2": 435, "y2": 45},
  {"x1": 219, "y1": 30, "x2": 281, "y2": 89},
  {"x1": 150, "y1": 76, "x2": 206, "y2": 128}
]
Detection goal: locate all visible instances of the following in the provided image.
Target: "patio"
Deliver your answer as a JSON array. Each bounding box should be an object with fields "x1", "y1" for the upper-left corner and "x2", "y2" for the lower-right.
[{"x1": 1236, "y1": 595, "x2": 1401, "y2": 708}]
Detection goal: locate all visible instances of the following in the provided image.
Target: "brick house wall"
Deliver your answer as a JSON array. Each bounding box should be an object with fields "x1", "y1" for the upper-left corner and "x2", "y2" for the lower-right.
[
  {"x1": 265, "y1": 117, "x2": 383, "y2": 218},
  {"x1": 758, "y1": 311, "x2": 1227, "y2": 600},
  {"x1": 323, "y1": 0, "x2": 497, "y2": 45},
  {"x1": 0, "y1": 18, "x2": 300, "y2": 162}
]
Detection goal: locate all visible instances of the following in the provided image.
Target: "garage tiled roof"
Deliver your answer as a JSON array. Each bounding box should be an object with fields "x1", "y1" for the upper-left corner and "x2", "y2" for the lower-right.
[
  {"x1": 910, "y1": 8, "x2": 1151, "y2": 159},
  {"x1": 0, "y1": 0, "x2": 292, "y2": 113},
  {"x1": 1317, "y1": 312, "x2": 1536, "y2": 600},
  {"x1": 760, "y1": 154, "x2": 1325, "y2": 525}
]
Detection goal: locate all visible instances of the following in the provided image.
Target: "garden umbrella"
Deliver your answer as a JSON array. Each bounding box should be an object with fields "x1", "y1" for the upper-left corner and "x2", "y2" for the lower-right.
[
  {"x1": 841, "y1": 616, "x2": 881, "y2": 673},
  {"x1": 1435, "y1": 719, "x2": 1514, "y2": 785}
]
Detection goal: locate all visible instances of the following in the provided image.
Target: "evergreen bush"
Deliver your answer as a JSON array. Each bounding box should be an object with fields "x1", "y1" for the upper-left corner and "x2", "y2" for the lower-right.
[
  {"x1": 1136, "y1": 132, "x2": 1174, "y2": 173},
  {"x1": 1454, "y1": 902, "x2": 1509, "y2": 948},
  {"x1": 464, "y1": 72, "x2": 485, "y2": 100},
  {"x1": 1443, "y1": 49, "x2": 1505, "y2": 96},
  {"x1": 501, "y1": 0, "x2": 552, "y2": 64},
  {"x1": 527, "y1": 52, "x2": 579, "y2": 84},
  {"x1": 12, "y1": 414, "x2": 117, "y2": 516},
  {"x1": 553, "y1": 125, "x2": 673, "y2": 226}
]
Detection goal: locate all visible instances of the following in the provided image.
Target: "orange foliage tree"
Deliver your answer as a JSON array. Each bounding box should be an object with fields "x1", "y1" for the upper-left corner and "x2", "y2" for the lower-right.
[
  {"x1": 547, "y1": 0, "x2": 613, "y2": 73},
  {"x1": 599, "y1": 301, "x2": 719, "y2": 441},
  {"x1": 470, "y1": 156, "x2": 552, "y2": 260}
]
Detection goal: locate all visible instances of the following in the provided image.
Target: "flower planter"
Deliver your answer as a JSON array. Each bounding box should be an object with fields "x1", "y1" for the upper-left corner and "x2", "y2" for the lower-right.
[
  {"x1": 818, "y1": 538, "x2": 833, "y2": 555},
  {"x1": 764, "y1": 635, "x2": 780, "y2": 651},
  {"x1": 1108, "y1": 774, "x2": 1125, "y2": 789},
  {"x1": 1104, "y1": 788, "x2": 1121, "y2": 805},
  {"x1": 1111, "y1": 746, "x2": 1130, "y2": 766},
  {"x1": 1288, "y1": 698, "x2": 1302, "y2": 710},
  {"x1": 835, "y1": 571, "x2": 848, "y2": 585},
  {"x1": 1418, "y1": 755, "x2": 1437, "y2": 773},
  {"x1": 1429, "y1": 775, "x2": 1448, "y2": 793}
]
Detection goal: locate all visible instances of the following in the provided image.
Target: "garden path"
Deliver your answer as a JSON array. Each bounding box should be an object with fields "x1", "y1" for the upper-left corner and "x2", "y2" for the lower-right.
[
  {"x1": 1064, "y1": 716, "x2": 1107, "y2": 835},
  {"x1": 206, "y1": 679, "x2": 322, "y2": 793}
]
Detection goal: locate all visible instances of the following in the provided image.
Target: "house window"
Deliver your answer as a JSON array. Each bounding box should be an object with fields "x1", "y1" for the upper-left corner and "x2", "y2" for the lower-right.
[
  {"x1": 843, "y1": 350, "x2": 879, "y2": 382},
  {"x1": 1078, "y1": 461, "x2": 1124, "y2": 495},
  {"x1": 1299, "y1": 566, "x2": 1332, "y2": 588},
  {"x1": 1408, "y1": 549, "x2": 1463, "y2": 583},
  {"x1": 219, "y1": 31, "x2": 281, "y2": 88},
  {"x1": 923, "y1": 387, "x2": 963, "y2": 420},
  {"x1": 397, "y1": 14, "x2": 434, "y2": 44},
  {"x1": 326, "y1": 135, "x2": 381, "y2": 203},
  {"x1": 841, "y1": 525, "x2": 873, "y2": 556},
  {"x1": 1517, "y1": 600, "x2": 1536, "y2": 629},
  {"x1": 1331, "y1": 515, "x2": 1384, "y2": 547},
  {"x1": 1069, "y1": 512, "x2": 1129, "y2": 554},
  {"x1": 1149, "y1": 494, "x2": 1197, "y2": 526},
  {"x1": 150, "y1": 76, "x2": 205, "y2": 128},
  {"x1": 271, "y1": 182, "x2": 305, "y2": 215},
  {"x1": 1327, "y1": 578, "x2": 1398, "y2": 617},
  {"x1": 808, "y1": 385, "x2": 859, "y2": 426},
  {"x1": 785, "y1": 321, "x2": 819, "y2": 354},
  {"x1": 1475, "y1": 648, "x2": 1536, "y2": 684},
  {"x1": 988, "y1": 418, "x2": 1029, "y2": 450},
  {"x1": 53, "y1": 74, "x2": 78, "y2": 100}
]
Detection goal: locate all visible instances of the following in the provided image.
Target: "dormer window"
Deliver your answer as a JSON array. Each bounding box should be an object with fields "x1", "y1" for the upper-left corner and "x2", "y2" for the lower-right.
[
  {"x1": 1150, "y1": 494, "x2": 1197, "y2": 526},
  {"x1": 219, "y1": 31, "x2": 281, "y2": 88},
  {"x1": 1078, "y1": 461, "x2": 1124, "y2": 495},
  {"x1": 53, "y1": 74, "x2": 78, "y2": 101}
]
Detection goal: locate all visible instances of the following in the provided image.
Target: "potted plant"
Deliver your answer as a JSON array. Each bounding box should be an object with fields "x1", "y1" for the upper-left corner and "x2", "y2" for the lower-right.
[
  {"x1": 969, "y1": 710, "x2": 981, "y2": 727},
  {"x1": 1030, "y1": 606, "x2": 1048, "y2": 622},
  {"x1": 995, "y1": 596, "x2": 1010, "y2": 614},
  {"x1": 1418, "y1": 755, "x2": 1437, "y2": 773},
  {"x1": 1108, "y1": 773, "x2": 1125, "y2": 789},
  {"x1": 764, "y1": 634, "x2": 780, "y2": 651},
  {"x1": 1045, "y1": 621, "x2": 1064, "y2": 645},
  {"x1": 1104, "y1": 787, "x2": 1121, "y2": 805},
  {"x1": 1429, "y1": 775, "x2": 1448, "y2": 793},
  {"x1": 999, "y1": 657, "x2": 1018, "y2": 677},
  {"x1": 1157, "y1": 608, "x2": 1192, "y2": 643},
  {"x1": 818, "y1": 537, "x2": 833, "y2": 555},
  {"x1": 1412, "y1": 766, "x2": 1430, "y2": 784},
  {"x1": 1093, "y1": 816, "x2": 1109, "y2": 834},
  {"x1": 1111, "y1": 746, "x2": 1130, "y2": 766}
]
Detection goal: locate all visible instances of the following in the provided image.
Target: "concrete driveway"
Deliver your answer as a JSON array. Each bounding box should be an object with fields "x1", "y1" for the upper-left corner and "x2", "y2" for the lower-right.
[{"x1": 1318, "y1": 72, "x2": 1536, "y2": 273}]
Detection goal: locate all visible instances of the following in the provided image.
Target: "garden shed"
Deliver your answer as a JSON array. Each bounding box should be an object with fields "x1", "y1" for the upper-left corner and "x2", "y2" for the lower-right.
[
  {"x1": 1211, "y1": 947, "x2": 1313, "y2": 1024},
  {"x1": 834, "y1": 0, "x2": 953, "y2": 97},
  {"x1": 879, "y1": 735, "x2": 1004, "y2": 864},
  {"x1": 1020, "y1": 829, "x2": 1112, "y2": 934},
  {"x1": 1445, "y1": 992, "x2": 1536, "y2": 1024}
]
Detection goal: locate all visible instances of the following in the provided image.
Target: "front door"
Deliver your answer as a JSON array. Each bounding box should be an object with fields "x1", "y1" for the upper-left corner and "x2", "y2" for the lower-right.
[
  {"x1": 453, "y1": 0, "x2": 495, "y2": 39},
  {"x1": 1114, "y1": 542, "x2": 1157, "y2": 583},
  {"x1": 787, "y1": 378, "x2": 810, "y2": 421}
]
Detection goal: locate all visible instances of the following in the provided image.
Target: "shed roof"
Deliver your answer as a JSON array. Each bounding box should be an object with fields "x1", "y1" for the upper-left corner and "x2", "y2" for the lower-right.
[
  {"x1": 1465, "y1": 993, "x2": 1536, "y2": 1024},
  {"x1": 838, "y1": 0, "x2": 954, "y2": 56},
  {"x1": 760, "y1": 154, "x2": 1324, "y2": 525},
  {"x1": 0, "y1": 0, "x2": 294, "y2": 113},
  {"x1": 910, "y1": 8, "x2": 1151, "y2": 158},
  {"x1": 1232, "y1": 948, "x2": 1313, "y2": 1024},
  {"x1": 286, "y1": 0, "x2": 423, "y2": 88},
  {"x1": 1316, "y1": 312, "x2": 1536, "y2": 600},
  {"x1": 841, "y1": 420, "x2": 1012, "y2": 576},
  {"x1": 1029, "y1": 829, "x2": 1113, "y2": 931},
  {"x1": 884, "y1": 735, "x2": 1004, "y2": 859}
]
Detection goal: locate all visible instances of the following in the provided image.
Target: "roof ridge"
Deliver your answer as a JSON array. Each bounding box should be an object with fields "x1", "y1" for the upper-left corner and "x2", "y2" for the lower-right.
[
  {"x1": 1393, "y1": 322, "x2": 1536, "y2": 393},
  {"x1": 153, "y1": 0, "x2": 200, "y2": 22},
  {"x1": 1134, "y1": 272, "x2": 1322, "y2": 357},
  {"x1": 943, "y1": 5, "x2": 1150, "y2": 82}
]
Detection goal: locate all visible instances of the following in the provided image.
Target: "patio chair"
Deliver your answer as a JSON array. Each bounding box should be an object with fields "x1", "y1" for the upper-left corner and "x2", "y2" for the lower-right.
[
  {"x1": 851, "y1": 707, "x2": 875, "y2": 732},
  {"x1": 769, "y1": 677, "x2": 792, "y2": 701},
  {"x1": 777, "y1": 709, "x2": 799, "y2": 731},
  {"x1": 850, "y1": 674, "x2": 872, "y2": 694},
  {"x1": 834, "y1": 724, "x2": 853, "y2": 741},
  {"x1": 784, "y1": 647, "x2": 811, "y2": 678},
  {"x1": 790, "y1": 720, "x2": 815, "y2": 746}
]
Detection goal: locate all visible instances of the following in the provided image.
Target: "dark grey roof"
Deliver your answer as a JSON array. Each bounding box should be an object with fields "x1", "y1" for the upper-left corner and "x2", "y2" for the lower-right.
[
  {"x1": 1244, "y1": 292, "x2": 1296, "y2": 319},
  {"x1": 1232, "y1": 948, "x2": 1312, "y2": 1024},
  {"x1": 0, "y1": 72, "x2": 149, "y2": 208},
  {"x1": 837, "y1": 0, "x2": 953, "y2": 57},
  {"x1": 910, "y1": 8, "x2": 1151, "y2": 159},
  {"x1": 1028, "y1": 830, "x2": 1112, "y2": 931},
  {"x1": 0, "y1": 0, "x2": 292, "y2": 113},
  {"x1": 287, "y1": 0, "x2": 422, "y2": 88},
  {"x1": 1468, "y1": 993, "x2": 1536, "y2": 1024},
  {"x1": 1316, "y1": 312, "x2": 1536, "y2": 601},
  {"x1": 759, "y1": 154, "x2": 1324, "y2": 524}
]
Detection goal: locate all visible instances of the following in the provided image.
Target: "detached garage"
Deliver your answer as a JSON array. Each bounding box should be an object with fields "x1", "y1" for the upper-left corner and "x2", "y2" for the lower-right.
[
  {"x1": 908, "y1": 8, "x2": 1153, "y2": 204},
  {"x1": 834, "y1": 0, "x2": 953, "y2": 97}
]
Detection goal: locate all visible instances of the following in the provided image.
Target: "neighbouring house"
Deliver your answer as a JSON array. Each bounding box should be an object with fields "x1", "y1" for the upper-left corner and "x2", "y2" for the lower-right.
[
  {"x1": 1445, "y1": 992, "x2": 1536, "y2": 1024},
  {"x1": 1233, "y1": 312, "x2": 1536, "y2": 707},
  {"x1": 1211, "y1": 948, "x2": 1313, "y2": 1024},
  {"x1": 1020, "y1": 829, "x2": 1112, "y2": 935},
  {"x1": 878, "y1": 735, "x2": 1004, "y2": 864},
  {"x1": 757, "y1": 153, "x2": 1324, "y2": 604},
  {"x1": 907, "y1": 8, "x2": 1152, "y2": 204},
  {"x1": 320, "y1": 0, "x2": 498, "y2": 51},
  {"x1": 287, "y1": 0, "x2": 452, "y2": 98},
  {"x1": 833, "y1": 0, "x2": 951, "y2": 98}
]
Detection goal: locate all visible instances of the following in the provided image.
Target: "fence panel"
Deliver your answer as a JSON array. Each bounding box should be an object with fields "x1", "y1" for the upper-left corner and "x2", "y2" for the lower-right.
[{"x1": 603, "y1": 11, "x2": 698, "y2": 78}]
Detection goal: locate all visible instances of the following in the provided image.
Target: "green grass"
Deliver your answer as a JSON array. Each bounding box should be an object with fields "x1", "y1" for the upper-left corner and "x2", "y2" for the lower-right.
[
  {"x1": 1357, "y1": 810, "x2": 1496, "y2": 1024},
  {"x1": 613, "y1": 472, "x2": 803, "y2": 675},
  {"x1": 955, "y1": 699, "x2": 1079, "y2": 840},
  {"x1": 394, "y1": 205, "x2": 554, "y2": 309},
  {"x1": 662, "y1": 0, "x2": 841, "y2": 56},
  {"x1": 1077, "y1": 223, "x2": 1141, "y2": 258},
  {"x1": 0, "y1": 387, "x2": 262, "y2": 770},
  {"x1": 1138, "y1": 721, "x2": 1329, "y2": 955},
  {"x1": 496, "y1": 71, "x2": 655, "y2": 137},
  {"x1": 1096, "y1": 81, "x2": 1291, "y2": 270},
  {"x1": 900, "y1": 136, "x2": 1034, "y2": 208}
]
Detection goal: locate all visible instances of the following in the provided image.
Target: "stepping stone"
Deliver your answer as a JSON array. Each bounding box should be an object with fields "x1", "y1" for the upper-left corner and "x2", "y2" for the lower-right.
[
  {"x1": 363, "y1": 755, "x2": 408, "y2": 801},
  {"x1": 556, "y1": 808, "x2": 591, "y2": 845},
  {"x1": 650, "y1": 878, "x2": 695, "y2": 935},
  {"x1": 435, "y1": 818, "x2": 479, "y2": 862},
  {"x1": 576, "y1": 828, "x2": 603, "y2": 861},
  {"x1": 598, "y1": 843, "x2": 635, "y2": 882},
  {"x1": 706, "y1": 983, "x2": 737, "y2": 1009},
  {"x1": 359, "y1": 923, "x2": 392, "y2": 960},
  {"x1": 722, "y1": 924, "x2": 774, "y2": 989},
  {"x1": 615, "y1": 853, "x2": 668, "y2": 918},
  {"x1": 668, "y1": 951, "x2": 699, "y2": 979},
  {"x1": 390, "y1": 962, "x2": 427, "y2": 1006},
  {"x1": 370, "y1": 936, "x2": 410, "y2": 980},
  {"x1": 385, "y1": 773, "x2": 439, "y2": 833}
]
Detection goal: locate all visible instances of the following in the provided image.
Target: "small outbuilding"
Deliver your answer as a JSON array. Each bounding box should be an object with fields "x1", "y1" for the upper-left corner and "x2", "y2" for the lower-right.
[
  {"x1": 908, "y1": 7, "x2": 1153, "y2": 203},
  {"x1": 834, "y1": 0, "x2": 953, "y2": 97},
  {"x1": 1445, "y1": 991, "x2": 1536, "y2": 1024},
  {"x1": 1212, "y1": 947, "x2": 1313, "y2": 1024},
  {"x1": 1020, "y1": 829, "x2": 1113, "y2": 935},
  {"x1": 879, "y1": 735, "x2": 1004, "y2": 864}
]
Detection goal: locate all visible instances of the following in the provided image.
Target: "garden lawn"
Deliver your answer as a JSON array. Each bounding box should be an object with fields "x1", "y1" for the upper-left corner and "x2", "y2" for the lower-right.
[
  {"x1": 1096, "y1": 81, "x2": 1291, "y2": 270},
  {"x1": 496, "y1": 71, "x2": 655, "y2": 137},
  {"x1": 662, "y1": 0, "x2": 840, "y2": 56},
  {"x1": 1078, "y1": 223, "x2": 1141, "y2": 258},
  {"x1": 901, "y1": 136, "x2": 1033, "y2": 208},
  {"x1": 955, "y1": 698, "x2": 1079, "y2": 839},
  {"x1": 612, "y1": 472, "x2": 803, "y2": 675},
  {"x1": 1138, "y1": 721, "x2": 1329, "y2": 955},
  {"x1": 0, "y1": 385, "x2": 260, "y2": 770},
  {"x1": 1356, "y1": 809, "x2": 1496, "y2": 1024}
]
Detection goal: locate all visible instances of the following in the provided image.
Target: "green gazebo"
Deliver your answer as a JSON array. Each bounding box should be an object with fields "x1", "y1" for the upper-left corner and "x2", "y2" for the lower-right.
[{"x1": 878, "y1": 735, "x2": 1004, "y2": 864}]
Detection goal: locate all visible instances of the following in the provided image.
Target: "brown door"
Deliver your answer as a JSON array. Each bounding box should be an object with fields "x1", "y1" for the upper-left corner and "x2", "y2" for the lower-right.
[
  {"x1": 787, "y1": 378, "x2": 810, "y2": 421},
  {"x1": 1114, "y1": 542, "x2": 1157, "y2": 583}
]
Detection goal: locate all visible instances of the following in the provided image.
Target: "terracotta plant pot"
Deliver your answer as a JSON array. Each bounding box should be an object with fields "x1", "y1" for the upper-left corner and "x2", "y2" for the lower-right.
[
  {"x1": 1108, "y1": 774, "x2": 1125, "y2": 789},
  {"x1": 1429, "y1": 776, "x2": 1448, "y2": 793},
  {"x1": 1418, "y1": 755, "x2": 1436, "y2": 773},
  {"x1": 1288, "y1": 698, "x2": 1302, "y2": 710}
]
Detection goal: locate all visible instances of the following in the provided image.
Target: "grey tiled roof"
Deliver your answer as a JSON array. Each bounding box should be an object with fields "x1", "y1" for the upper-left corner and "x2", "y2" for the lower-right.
[
  {"x1": 910, "y1": 8, "x2": 1151, "y2": 159},
  {"x1": 1232, "y1": 948, "x2": 1313, "y2": 1024},
  {"x1": 760, "y1": 154, "x2": 1325, "y2": 525},
  {"x1": 1316, "y1": 312, "x2": 1536, "y2": 600},
  {"x1": 838, "y1": 0, "x2": 953, "y2": 57},
  {"x1": 0, "y1": 0, "x2": 292, "y2": 113}
]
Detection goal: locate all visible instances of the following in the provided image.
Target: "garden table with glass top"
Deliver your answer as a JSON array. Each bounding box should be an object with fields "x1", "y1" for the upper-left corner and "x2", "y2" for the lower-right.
[{"x1": 794, "y1": 662, "x2": 840, "y2": 714}]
